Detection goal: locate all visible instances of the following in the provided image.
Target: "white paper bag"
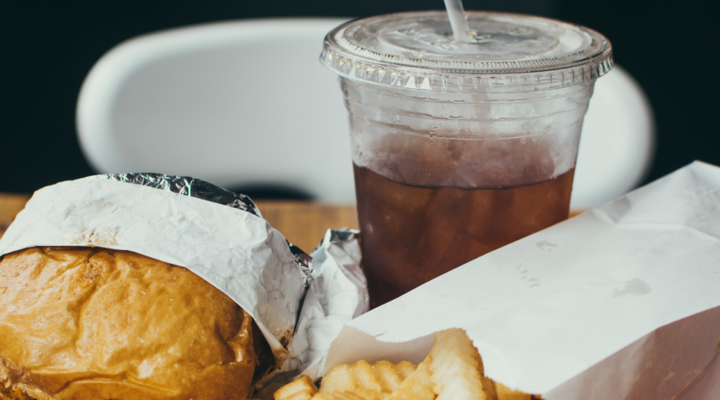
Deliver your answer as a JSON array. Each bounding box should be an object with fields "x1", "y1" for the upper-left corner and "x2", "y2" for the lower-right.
[{"x1": 325, "y1": 161, "x2": 720, "y2": 400}]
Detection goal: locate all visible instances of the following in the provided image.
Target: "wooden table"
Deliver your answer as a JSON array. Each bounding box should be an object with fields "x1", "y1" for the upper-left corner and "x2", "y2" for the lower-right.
[
  {"x1": 0, "y1": 193, "x2": 582, "y2": 253},
  {"x1": 0, "y1": 193, "x2": 30, "y2": 238},
  {"x1": 251, "y1": 201, "x2": 359, "y2": 251}
]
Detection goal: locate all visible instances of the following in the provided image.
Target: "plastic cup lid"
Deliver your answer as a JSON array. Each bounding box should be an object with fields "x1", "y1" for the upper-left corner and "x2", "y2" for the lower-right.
[{"x1": 321, "y1": 11, "x2": 613, "y2": 92}]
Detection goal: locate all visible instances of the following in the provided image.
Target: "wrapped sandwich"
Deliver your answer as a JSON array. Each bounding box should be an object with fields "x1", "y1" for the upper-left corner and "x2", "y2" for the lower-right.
[
  {"x1": 0, "y1": 247, "x2": 273, "y2": 400},
  {"x1": 0, "y1": 174, "x2": 367, "y2": 400}
]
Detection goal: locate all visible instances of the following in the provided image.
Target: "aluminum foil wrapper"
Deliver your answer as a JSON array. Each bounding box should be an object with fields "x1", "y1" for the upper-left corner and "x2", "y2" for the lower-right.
[
  {"x1": 106, "y1": 173, "x2": 262, "y2": 217},
  {"x1": 0, "y1": 174, "x2": 366, "y2": 374},
  {"x1": 287, "y1": 229, "x2": 368, "y2": 375},
  {"x1": 253, "y1": 228, "x2": 369, "y2": 399}
]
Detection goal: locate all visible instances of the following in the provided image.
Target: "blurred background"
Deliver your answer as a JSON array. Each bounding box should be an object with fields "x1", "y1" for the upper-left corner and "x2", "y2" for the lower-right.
[{"x1": 1, "y1": 0, "x2": 717, "y2": 195}]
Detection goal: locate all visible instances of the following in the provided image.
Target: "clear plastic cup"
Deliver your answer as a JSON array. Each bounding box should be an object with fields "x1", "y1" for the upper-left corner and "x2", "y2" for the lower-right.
[{"x1": 321, "y1": 11, "x2": 613, "y2": 307}]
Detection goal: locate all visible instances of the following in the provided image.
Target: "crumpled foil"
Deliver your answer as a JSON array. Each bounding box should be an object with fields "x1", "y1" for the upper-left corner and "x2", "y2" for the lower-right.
[
  {"x1": 107, "y1": 173, "x2": 261, "y2": 216},
  {"x1": 289, "y1": 229, "x2": 369, "y2": 374},
  {"x1": 253, "y1": 228, "x2": 369, "y2": 399}
]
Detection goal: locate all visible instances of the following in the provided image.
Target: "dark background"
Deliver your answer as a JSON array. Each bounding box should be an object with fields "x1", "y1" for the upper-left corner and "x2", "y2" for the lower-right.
[{"x1": 1, "y1": 0, "x2": 717, "y2": 195}]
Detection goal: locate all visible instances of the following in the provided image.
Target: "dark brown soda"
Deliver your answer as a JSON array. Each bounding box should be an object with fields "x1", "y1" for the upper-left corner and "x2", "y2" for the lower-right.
[{"x1": 353, "y1": 164, "x2": 575, "y2": 307}]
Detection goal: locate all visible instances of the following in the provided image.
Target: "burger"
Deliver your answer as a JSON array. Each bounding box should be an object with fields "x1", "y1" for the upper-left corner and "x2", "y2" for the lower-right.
[
  {"x1": 0, "y1": 246, "x2": 274, "y2": 400},
  {"x1": 0, "y1": 174, "x2": 318, "y2": 400}
]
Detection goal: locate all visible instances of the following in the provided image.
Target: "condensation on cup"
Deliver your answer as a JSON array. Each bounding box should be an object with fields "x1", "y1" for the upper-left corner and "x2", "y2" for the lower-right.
[{"x1": 321, "y1": 11, "x2": 613, "y2": 307}]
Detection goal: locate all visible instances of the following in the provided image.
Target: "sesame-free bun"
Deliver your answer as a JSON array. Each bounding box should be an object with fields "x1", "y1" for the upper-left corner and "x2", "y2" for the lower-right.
[{"x1": 0, "y1": 247, "x2": 272, "y2": 400}]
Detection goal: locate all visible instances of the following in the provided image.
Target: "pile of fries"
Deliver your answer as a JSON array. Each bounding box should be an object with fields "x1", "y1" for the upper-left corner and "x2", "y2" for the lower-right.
[{"x1": 274, "y1": 329, "x2": 538, "y2": 400}]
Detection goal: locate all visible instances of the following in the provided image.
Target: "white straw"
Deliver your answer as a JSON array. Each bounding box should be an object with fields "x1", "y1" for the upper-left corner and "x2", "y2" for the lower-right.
[{"x1": 444, "y1": 0, "x2": 473, "y2": 43}]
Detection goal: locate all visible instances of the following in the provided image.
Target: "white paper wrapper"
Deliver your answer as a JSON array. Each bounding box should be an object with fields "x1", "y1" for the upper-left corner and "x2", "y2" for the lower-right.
[
  {"x1": 0, "y1": 175, "x2": 367, "y2": 371},
  {"x1": 324, "y1": 161, "x2": 720, "y2": 400}
]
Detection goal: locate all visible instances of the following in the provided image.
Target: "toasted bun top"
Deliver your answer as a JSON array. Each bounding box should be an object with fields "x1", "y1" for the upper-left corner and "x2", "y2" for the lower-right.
[{"x1": 0, "y1": 247, "x2": 269, "y2": 400}]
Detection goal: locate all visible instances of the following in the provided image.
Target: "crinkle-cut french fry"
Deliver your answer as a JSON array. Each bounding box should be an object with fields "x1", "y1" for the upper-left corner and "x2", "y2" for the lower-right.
[
  {"x1": 495, "y1": 382, "x2": 532, "y2": 400},
  {"x1": 320, "y1": 360, "x2": 417, "y2": 396},
  {"x1": 274, "y1": 375, "x2": 319, "y2": 400},
  {"x1": 276, "y1": 329, "x2": 536, "y2": 400},
  {"x1": 430, "y1": 328, "x2": 488, "y2": 400},
  {"x1": 386, "y1": 355, "x2": 436, "y2": 400},
  {"x1": 433, "y1": 329, "x2": 484, "y2": 375},
  {"x1": 313, "y1": 391, "x2": 374, "y2": 400},
  {"x1": 481, "y1": 377, "x2": 498, "y2": 400},
  {"x1": 393, "y1": 361, "x2": 417, "y2": 382},
  {"x1": 373, "y1": 361, "x2": 414, "y2": 391},
  {"x1": 320, "y1": 361, "x2": 379, "y2": 394}
]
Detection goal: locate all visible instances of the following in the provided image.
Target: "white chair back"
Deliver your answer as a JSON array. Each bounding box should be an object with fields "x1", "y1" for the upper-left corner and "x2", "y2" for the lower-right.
[
  {"x1": 77, "y1": 19, "x2": 354, "y2": 201},
  {"x1": 77, "y1": 18, "x2": 654, "y2": 207},
  {"x1": 573, "y1": 65, "x2": 655, "y2": 208}
]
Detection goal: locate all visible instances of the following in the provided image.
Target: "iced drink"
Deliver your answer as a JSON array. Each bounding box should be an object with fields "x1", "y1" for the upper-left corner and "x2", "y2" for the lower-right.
[
  {"x1": 321, "y1": 11, "x2": 612, "y2": 306},
  {"x1": 354, "y1": 165, "x2": 574, "y2": 306}
]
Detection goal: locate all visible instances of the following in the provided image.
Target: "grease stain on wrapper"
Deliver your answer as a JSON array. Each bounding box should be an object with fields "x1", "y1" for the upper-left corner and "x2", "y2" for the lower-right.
[{"x1": 612, "y1": 279, "x2": 652, "y2": 297}]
